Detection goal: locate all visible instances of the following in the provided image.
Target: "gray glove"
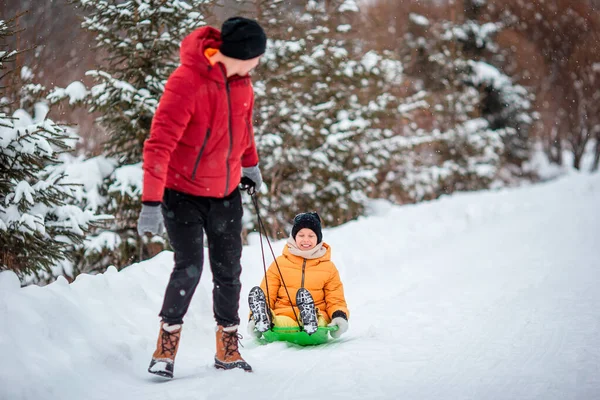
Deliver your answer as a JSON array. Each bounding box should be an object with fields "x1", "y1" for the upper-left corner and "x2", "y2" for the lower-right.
[
  {"x1": 328, "y1": 317, "x2": 349, "y2": 339},
  {"x1": 137, "y1": 204, "x2": 164, "y2": 236},
  {"x1": 242, "y1": 164, "x2": 263, "y2": 193}
]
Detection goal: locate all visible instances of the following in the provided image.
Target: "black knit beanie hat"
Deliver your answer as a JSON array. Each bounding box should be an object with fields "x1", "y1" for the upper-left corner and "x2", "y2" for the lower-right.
[
  {"x1": 220, "y1": 17, "x2": 267, "y2": 60},
  {"x1": 291, "y1": 212, "x2": 323, "y2": 244}
]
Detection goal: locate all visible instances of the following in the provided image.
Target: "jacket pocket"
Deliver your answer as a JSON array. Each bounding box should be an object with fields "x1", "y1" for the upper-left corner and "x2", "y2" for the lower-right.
[{"x1": 191, "y1": 128, "x2": 211, "y2": 181}]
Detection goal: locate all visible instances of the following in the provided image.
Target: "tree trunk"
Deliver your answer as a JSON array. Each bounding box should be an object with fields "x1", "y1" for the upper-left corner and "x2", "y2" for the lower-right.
[
  {"x1": 572, "y1": 143, "x2": 585, "y2": 170},
  {"x1": 573, "y1": 153, "x2": 582, "y2": 170},
  {"x1": 550, "y1": 137, "x2": 563, "y2": 165},
  {"x1": 592, "y1": 138, "x2": 600, "y2": 172}
]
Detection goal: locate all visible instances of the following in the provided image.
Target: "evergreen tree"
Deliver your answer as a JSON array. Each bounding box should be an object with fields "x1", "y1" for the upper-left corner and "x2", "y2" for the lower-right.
[
  {"x1": 49, "y1": 0, "x2": 214, "y2": 273},
  {"x1": 0, "y1": 15, "x2": 100, "y2": 283},
  {"x1": 380, "y1": 2, "x2": 535, "y2": 203},
  {"x1": 250, "y1": 0, "x2": 406, "y2": 237}
]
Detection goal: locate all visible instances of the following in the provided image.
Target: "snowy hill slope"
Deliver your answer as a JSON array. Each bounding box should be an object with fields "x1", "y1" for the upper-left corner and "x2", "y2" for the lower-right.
[{"x1": 1, "y1": 173, "x2": 599, "y2": 400}]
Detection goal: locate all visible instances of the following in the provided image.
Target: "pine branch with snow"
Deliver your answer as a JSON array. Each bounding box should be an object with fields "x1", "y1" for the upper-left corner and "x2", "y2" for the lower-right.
[
  {"x1": 1, "y1": 14, "x2": 104, "y2": 282},
  {"x1": 46, "y1": 0, "x2": 215, "y2": 274},
  {"x1": 0, "y1": 96, "x2": 103, "y2": 282},
  {"x1": 52, "y1": 0, "x2": 212, "y2": 164},
  {"x1": 379, "y1": 5, "x2": 536, "y2": 204},
  {"x1": 250, "y1": 0, "x2": 411, "y2": 236}
]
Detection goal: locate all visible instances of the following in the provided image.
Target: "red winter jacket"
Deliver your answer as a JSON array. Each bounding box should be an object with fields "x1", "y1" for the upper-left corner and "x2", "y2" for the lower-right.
[{"x1": 141, "y1": 26, "x2": 259, "y2": 202}]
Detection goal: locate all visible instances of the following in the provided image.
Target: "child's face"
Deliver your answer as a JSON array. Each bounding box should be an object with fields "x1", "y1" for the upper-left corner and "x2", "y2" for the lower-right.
[{"x1": 295, "y1": 228, "x2": 318, "y2": 250}]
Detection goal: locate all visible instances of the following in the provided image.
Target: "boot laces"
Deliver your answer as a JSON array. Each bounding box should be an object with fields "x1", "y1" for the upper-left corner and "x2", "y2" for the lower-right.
[
  {"x1": 160, "y1": 329, "x2": 180, "y2": 358},
  {"x1": 222, "y1": 330, "x2": 244, "y2": 358}
]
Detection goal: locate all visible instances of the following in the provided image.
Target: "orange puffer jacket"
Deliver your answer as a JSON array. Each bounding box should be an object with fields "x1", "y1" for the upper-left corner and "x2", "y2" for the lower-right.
[{"x1": 259, "y1": 242, "x2": 349, "y2": 322}]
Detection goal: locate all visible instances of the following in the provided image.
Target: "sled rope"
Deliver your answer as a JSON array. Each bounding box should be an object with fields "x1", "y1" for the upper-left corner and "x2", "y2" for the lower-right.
[{"x1": 249, "y1": 193, "x2": 302, "y2": 329}]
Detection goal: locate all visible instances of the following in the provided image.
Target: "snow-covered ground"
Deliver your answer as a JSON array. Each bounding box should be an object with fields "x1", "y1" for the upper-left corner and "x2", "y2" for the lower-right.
[{"x1": 1, "y1": 172, "x2": 599, "y2": 400}]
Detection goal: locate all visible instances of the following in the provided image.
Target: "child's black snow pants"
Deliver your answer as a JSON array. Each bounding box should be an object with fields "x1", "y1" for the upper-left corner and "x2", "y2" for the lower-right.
[{"x1": 158, "y1": 187, "x2": 243, "y2": 328}]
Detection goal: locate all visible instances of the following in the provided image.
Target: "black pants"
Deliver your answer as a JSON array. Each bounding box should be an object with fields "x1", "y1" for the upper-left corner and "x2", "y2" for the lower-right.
[{"x1": 159, "y1": 188, "x2": 243, "y2": 327}]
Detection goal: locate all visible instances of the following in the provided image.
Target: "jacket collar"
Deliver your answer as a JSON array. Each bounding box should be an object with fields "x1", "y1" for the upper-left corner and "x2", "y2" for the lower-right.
[{"x1": 283, "y1": 240, "x2": 331, "y2": 263}]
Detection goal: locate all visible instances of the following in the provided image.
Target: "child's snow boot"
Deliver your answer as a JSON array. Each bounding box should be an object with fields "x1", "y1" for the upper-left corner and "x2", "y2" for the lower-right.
[
  {"x1": 248, "y1": 286, "x2": 271, "y2": 333},
  {"x1": 148, "y1": 322, "x2": 182, "y2": 378},
  {"x1": 296, "y1": 288, "x2": 318, "y2": 335},
  {"x1": 214, "y1": 325, "x2": 252, "y2": 372}
]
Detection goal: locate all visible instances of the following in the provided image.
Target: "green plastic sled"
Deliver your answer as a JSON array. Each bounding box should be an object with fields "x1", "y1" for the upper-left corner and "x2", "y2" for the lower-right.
[{"x1": 261, "y1": 325, "x2": 339, "y2": 346}]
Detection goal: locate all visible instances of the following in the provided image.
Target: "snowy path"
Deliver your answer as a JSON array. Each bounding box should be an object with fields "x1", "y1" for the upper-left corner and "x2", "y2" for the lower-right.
[{"x1": 1, "y1": 174, "x2": 599, "y2": 400}]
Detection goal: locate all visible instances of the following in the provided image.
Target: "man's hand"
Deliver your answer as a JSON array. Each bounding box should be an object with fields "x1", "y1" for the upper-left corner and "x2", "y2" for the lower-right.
[
  {"x1": 240, "y1": 164, "x2": 263, "y2": 194},
  {"x1": 137, "y1": 204, "x2": 164, "y2": 236}
]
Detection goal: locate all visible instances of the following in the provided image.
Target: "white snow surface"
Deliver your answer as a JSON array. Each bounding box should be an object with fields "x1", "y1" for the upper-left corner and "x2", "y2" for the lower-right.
[{"x1": 1, "y1": 173, "x2": 600, "y2": 400}]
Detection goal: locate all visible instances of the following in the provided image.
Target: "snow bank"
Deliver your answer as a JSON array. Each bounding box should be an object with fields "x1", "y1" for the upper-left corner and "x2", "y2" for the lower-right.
[{"x1": 1, "y1": 173, "x2": 599, "y2": 400}]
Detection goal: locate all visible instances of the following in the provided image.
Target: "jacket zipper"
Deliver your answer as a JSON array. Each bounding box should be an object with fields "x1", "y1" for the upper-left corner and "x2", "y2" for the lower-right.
[
  {"x1": 301, "y1": 259, "x2": 307, "y2": 289},
  {"x1": 191, "y1": 128, "x2": 211, "y2": 181},
  {"x1": 219, "y1": 66, "x2": 233, "y2": 195}
]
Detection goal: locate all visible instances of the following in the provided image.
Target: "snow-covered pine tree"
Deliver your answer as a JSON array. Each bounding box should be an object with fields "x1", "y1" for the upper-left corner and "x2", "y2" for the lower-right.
[
  {"x1": 250, "y1": 0, "x2": 405, "y2": 237},
  {"x1": 73, "y1": 0, "x2": 213, "y2": 163},
  {"x1": 460, "y1": 0, "x2": 535, "y2": 169},
  {"x1": 49, "y1": 0, "x2": 214, "y2": 273},
  {"x1": 0, "y1": 15, "x2": 100, "y2": 284},
  {"x1": 382, "y1": 1, "x2": 534, "y2": 203}
]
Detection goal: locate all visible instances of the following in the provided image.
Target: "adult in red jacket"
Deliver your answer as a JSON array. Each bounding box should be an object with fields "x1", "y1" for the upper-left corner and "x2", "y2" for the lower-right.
[{"x1": 137, "y1": 17, "x2": 266, "y2": 377}]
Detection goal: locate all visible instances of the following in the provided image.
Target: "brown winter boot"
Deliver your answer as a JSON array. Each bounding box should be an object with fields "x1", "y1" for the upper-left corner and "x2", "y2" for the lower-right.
[
  {"x1": 148, "y1": 322, "x2": 182, "y2": 378},
  {"x1": 214, "y1": 325, "x2": 252, "y2": 372}
]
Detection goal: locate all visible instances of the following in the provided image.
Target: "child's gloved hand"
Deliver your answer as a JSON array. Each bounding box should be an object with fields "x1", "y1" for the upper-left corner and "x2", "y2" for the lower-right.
[
  {"x1": 328, "y1": 311, "x2": 349, "y2": 338},
  {"x1": 247, "y1": 319, "x2": 263, "y2": 339}
]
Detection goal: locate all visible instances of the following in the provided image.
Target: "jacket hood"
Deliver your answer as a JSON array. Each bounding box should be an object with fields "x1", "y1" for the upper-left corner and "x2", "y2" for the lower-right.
[{"x1": 180, "y1": 26, "x2": 222, "y2": 75}]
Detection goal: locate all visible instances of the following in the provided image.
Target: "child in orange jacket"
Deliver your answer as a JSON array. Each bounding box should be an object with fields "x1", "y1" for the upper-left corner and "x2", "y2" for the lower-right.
[{"x1": 248, "y1": 212, "x2": 349, "y2": 338}]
